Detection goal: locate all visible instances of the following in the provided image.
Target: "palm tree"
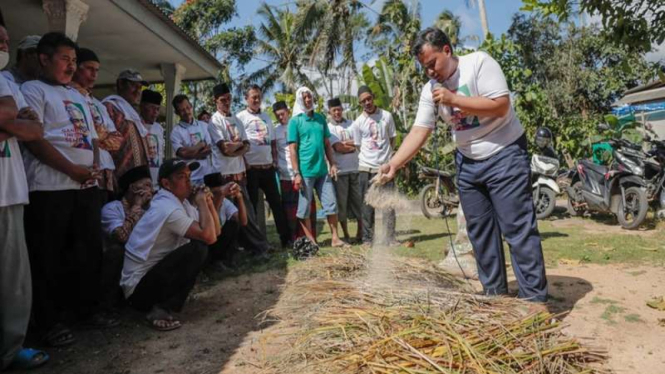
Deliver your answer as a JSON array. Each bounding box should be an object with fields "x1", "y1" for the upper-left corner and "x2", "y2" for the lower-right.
[
  {"x1": 247, "y1": 3, "x2": 315, "y2": 93},
  {"x1": 465, "y1": 0, "x2": 489, "y2": 39},
  {"x1": 368, "y1": 0, "x2": 421, "y2": 58},
  {"x1": 434, "y1": 10, "x2": 462, "y2": 48}
]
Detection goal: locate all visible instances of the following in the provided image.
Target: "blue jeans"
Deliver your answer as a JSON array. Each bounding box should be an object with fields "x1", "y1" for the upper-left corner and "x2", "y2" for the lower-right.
[
  {"x1": 456, "y1": 134, "x2": 548, "y2": 302},
  {"x1": 297, "y1": 175, "x2": 337, "y2": 219}
]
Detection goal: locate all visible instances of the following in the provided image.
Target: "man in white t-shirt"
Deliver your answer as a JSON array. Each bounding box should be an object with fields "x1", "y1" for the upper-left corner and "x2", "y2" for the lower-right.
[
  {"x1": 121, "y1": 159, "x2": 220, "y2": 331},
  {"x1": 0, "y1": 23, "x2": 50, "y2": 369},
  {"x1": 203, "y1": 172, "x2": 248, "y2": 270},
  {"x1": 102, "y1": 69, "x2": 150, "y2": 179},
  {"x1": 237, "y1": 84, "x2": 291, "y2": 247},
  {"x1": 354, "y1": 86, "x2": 398, "y2": 246},
  {"x1": 100, "y1": 165, "x2": 153, "y2": 309},
  {"x1": 208, "y1": 83, "x2": 271, "y2": 257},
  {"x1": 327, "y1": 97, "x2": 362, "y2": 243},
  {"x1": 378, "y1": 27, "x2": 548, "y2": 303},
  {"x1": 272, "y1": 100, "x2": 317, "y2": 242},
  {"x1": 21, "y1": 32, "x2": 118, "y2": 348},
  {"x1": 170, "y1": 94, "x2": 214, "y2": 185},
  {"x1": 139, "y1": 90, "x2": 164, "y2": 188},
  {"x1": 71, "y1": 48, "x2": 122, "y2": 201}
]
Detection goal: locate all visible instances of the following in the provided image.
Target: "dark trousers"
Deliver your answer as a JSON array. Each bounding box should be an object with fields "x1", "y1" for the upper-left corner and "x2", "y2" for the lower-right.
[
  {"x1": 128, "y1": 241, "x2": 208, "y2": 313},
  {"x1": 455, "y1": 134, "x2": 548, "y2": 302},
  {"x1": 221, "y1": 175, "x2": 270, "y2": 254},
  {"x1": 209, "y1": 219, "x2": 240, "y2": 265},
  {"x1": 246, "y1": 168, "x2": 291, "y2": 245},
  {"x1": 100, "y1": 239, "x2": 125, "y2": 310},
  {"x1": 24, "y1": 188, "x2": 103, "y2": 331},
  {"x1": 358, "y1": 172, "x2": 396, "y2": 244}
]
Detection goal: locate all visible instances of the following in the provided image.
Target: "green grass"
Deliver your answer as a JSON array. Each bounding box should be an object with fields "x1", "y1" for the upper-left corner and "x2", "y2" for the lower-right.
[
  {"x1": 590, "y1": 297, "x2": 618, "y2": 305},
  {"x1": 624, "y1": 313, "x2": 643, "y2": 323}
]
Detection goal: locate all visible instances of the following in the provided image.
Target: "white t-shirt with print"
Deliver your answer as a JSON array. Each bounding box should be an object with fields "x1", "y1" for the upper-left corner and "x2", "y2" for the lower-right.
[
  {"x1": 170, "y1": 119, "x2": 215, "y2": 182},
  {"x1": 121, "y1": 189, "x2": 199, "y2": 297},
  {"x1": 236, "y1": 110, "x2": 275, "y2": 166},
  {"x1": 354, "y1": 109, "x2": 397, "y2": 169},
  {"x1": 87, "y1": 96, "x2": 116, "y2": 171},
  {"x1": 101, "y1": 200, "x2": 124, "y2": 236},
  {"x1": 328, "y1": 119, "x2": 360, "y2": 174},
  {"x1": 208, "y1": 111, "x2": 247, "y2": 176},
  {"x1": 145, "y1": 122, "x2": 165, "y2": 188},
  {"x1": 0, "y1": 75, "x2": 29, "y2": 207},
  {"x1": 413, "y1": 51, "x2": 523, "y2": 160},
  {"x1": 218, "y1": 198, "x2": 238, "y2": 226},
  {"x1": 21, "y1": 80, "x2": 99, "y2": 191},
  {"x1": 274, "y1": 123, "x2": 295, "y2": 180}
]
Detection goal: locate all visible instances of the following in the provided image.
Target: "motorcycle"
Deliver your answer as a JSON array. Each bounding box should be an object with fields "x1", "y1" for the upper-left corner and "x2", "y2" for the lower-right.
[
  {"x1": 641, "y1": 137, "x2": 665, "y2": 218},
  {"x1": 531, "y1": 153, "x2": 560, "y2": 219},
  {"x1": 418, "y1": 164, "x2": 459, "y2": 219},
  {"x1": 566, "y1": 129, "x2": 649, "y2": 230}
]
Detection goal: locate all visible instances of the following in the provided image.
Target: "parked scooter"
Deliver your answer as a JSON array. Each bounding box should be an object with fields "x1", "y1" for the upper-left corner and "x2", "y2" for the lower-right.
[
  {"x1": 418, "y1": 164, "x2": 459, "y2": 219},
  {"x1": 531, "y1": 127, "x2": 561, "y2": 219},
  {"x1": 566, "y1": 124, "x2": 649, "y2": 230},
  {"x1": 642, "y1": 136, "x2": 665, "y2": 218}
]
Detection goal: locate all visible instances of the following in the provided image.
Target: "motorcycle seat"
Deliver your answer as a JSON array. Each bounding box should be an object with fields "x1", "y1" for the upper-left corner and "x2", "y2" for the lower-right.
[
  {"x1": 580, "y1": 160, "x2": 607, "y2": 175},
  {"x1": 420, "y1": 166, "x2": 454, "y2": 178}
]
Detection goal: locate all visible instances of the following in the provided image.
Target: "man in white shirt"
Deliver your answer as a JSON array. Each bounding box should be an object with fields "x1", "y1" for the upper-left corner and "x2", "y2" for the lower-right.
[
  {"x1": 71, "y1": 47, "x2": 122, "y2": 202},
  {"x1": 139, "y1": 90, "x2": 164, "y2": 188},
  {"x1": 208, "y1": 83, "x2": 271, "y2": 257},
  {"x1": 378, "y1": 27, "x2": 548, "y2": 303},
  {"x1": 327, "y1": 98, "x2": 363, "y2": 243},
  {"x1": 21, "y1": 32, "x2": 117, "y2": 348},
  {"x1": 237, "y1": 84, "x2": 291, "y2": 247},
  {"x1": 0, "y1": 23, "x2": 49, "y2": 370},
  {"x1": 354, "y1": 86, "x2": 398, "y2": 246},
  {"x1": 103, "y1": 69, "x2": 150, "y2": 179},
  {"x1": 170, "y1": 94, "x2": 214, "y2": 185},
  {"x1": 121, "y1": 159, "x2": 219, "y2": 331},
  {"x1": 203, "y1": 172, "x2": 248, "y2": 270},
  {"x1": 273, "y1": 100, "x2": 317, "y2": 241},
  {"x1": 1, "y1": 35, "x2": 40, "y2": 84}
]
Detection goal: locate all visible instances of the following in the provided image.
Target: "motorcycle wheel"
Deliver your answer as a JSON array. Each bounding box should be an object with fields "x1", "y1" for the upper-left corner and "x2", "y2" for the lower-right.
[
  {"x1": 534, "y1": 186, "x2": 556, "y2": 220},
  {"x1": 617, "y1": 186, "x2": 648, "y2": 230},
  {"x1": 566, "y1": 181, "x2": 585, "y2": 217},
  {"x1": 420, "y1": 184, "x2": 442, "y2": 219}
]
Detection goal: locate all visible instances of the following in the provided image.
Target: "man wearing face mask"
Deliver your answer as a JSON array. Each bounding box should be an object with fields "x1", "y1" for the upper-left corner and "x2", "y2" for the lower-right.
[
  {"x1": 103, "y1": 69, "x2": 151, "y2": 179},
  {"x1": 1, "y1": 35, "x2": 41, "y2": 85},
  {"x1": 21, "y1": 32, "x2": 117, "y2": 348},
  {"x1": 0, "y1": 22, "x2": 50, "y2": 370},
  {"x1": 378, "y1": 27, "x2": 548, "y2": 305}
]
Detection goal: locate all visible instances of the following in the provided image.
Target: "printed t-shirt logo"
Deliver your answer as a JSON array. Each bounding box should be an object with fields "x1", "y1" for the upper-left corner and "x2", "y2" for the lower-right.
[
  {"x1": 449, "y1": 84, "x2": 481, "y2": 132},
  {"x1": 251, "y1": 119, "x2": 269, "y2": 145},
  {"x1": 367, "y1": 118, "x2": 381, "y2": 150},
  {"x1": 64, "y1": 100, "x2": 93, "y2": 150},
  {"x1": 226, "y1": 120, "x2": 240, "y2": 142},
  {"x1": 189, "y1": 132, "x2": 203, "y2": 145},
  {"x1": 147, "y1": 133, "x2": 160, "y2": 167},
  {"x1": 0, "y1": 141, "x2": 11, "y2": 158}
]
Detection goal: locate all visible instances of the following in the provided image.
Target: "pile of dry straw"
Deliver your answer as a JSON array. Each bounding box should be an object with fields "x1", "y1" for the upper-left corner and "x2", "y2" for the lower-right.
[{"x1": 257, "y1": 249, "x2": 606, "y2": 374}]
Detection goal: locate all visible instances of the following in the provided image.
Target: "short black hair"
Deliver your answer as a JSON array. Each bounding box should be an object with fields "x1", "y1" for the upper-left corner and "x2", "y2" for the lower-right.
[
  {"x1": 172, "y1": 94, "x2": 190, "y2": 111},
  {"x1": 244, "y1": 84, "x2": 262, "y2": 97},
  {"x1": 37, "y1": 32, "x2": 78, "y2": 61},
  {"x1": 410, "y1": 27, "x2": 453, "y2": 57},
  {"x1": 197, "y1": 110, "x2": 211, "y2": 120}
]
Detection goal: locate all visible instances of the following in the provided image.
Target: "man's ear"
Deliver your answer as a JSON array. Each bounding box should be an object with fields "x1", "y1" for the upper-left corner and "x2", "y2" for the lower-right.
[{"x1": 38, "y1": 53, "x2": 49, "y2": 67}]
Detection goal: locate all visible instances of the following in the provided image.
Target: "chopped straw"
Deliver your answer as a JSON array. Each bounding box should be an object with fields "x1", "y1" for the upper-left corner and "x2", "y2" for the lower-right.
[{"x1": 259, "y1": 249, "x2": 606, "y2": 374}]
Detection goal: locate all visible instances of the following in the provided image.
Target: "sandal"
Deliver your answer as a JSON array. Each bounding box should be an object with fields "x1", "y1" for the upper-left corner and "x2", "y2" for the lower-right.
[
  {"x1": 145, "y1": 307, "x2": 182, "y2": 332},
  {"x1": 11, "y1": 348, "x2": 50, "y2": 370},
  {"x1": 43, "y1": 324, "x2": 76, "y2": 347}
]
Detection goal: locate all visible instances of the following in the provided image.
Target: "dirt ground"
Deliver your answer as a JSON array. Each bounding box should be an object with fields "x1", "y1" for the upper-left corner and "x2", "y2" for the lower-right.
[{"x1": 14, "y1": 261, "x2": 664, "y2": 374}]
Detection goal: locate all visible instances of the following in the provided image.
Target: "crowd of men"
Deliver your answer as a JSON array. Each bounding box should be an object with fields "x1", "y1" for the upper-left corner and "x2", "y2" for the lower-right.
[{"x1": 0, "y1": 27, "x2": 400, "y2": 370}]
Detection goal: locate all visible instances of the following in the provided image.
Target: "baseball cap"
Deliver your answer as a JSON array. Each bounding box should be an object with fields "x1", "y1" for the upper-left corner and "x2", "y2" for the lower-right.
[
  {"x1": 117, "y1": 68, "x2": 148, "y2": 86},
  {"x1": 158, "y1": 159, "x2": 200, "y2": 181},
  {"x1": 18, "y1": 35, "x2": 40, "y2": 50}
]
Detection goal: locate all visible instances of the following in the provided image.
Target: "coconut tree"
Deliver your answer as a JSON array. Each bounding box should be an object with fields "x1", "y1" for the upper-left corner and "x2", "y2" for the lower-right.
[{"x1": 434, "y1": 10, "x2": 462, "y2": 48}]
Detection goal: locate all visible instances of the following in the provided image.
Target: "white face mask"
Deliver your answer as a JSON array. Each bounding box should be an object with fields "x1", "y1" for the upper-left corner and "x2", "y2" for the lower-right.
[{"x1": 0, "y1": 51, "x2": 8, "y2": 70}]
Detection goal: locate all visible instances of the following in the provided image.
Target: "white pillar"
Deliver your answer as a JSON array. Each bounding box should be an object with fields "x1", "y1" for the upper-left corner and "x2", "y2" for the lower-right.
[
  {"x1": 160, "y1": 63, "x2": 186, "y2": 158},
  {"x1": 42, "y1": 0, "x2": 89, "y2": 41}
]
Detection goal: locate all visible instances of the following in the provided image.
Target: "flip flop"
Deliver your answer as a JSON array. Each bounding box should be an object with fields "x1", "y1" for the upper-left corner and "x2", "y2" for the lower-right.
[
  {"x1": 11, "y1": 348, "x2": 50, "y2": 370},
  {"x1": 43, "y1": 324, "x2": 76, "y2": 347},
  {"x1": 145, "y1": 308, "x2": 182, "y2": 332}
]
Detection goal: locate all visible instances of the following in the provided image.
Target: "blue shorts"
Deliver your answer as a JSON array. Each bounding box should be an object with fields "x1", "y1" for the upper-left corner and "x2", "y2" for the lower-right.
[{"x1": 297, "y1": 175, "x2": 337, "y2": 219}]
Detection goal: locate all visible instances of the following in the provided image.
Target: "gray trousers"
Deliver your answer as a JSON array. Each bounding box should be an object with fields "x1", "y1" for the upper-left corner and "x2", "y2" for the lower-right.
[
  {"x1": 333, "y1": 172, "x2": 362, "y2": 223},
  {"x1": 358, "y1": 171, "x2": 396, "y2": 244},
  {"x1": 0, "y1": 205, "x2": 31, "y2": 369}
]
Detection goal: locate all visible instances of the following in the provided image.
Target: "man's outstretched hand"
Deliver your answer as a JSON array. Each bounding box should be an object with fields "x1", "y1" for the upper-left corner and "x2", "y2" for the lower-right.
[{"x1": 373, "y1": 163, "x2": 397, "y2": 185}]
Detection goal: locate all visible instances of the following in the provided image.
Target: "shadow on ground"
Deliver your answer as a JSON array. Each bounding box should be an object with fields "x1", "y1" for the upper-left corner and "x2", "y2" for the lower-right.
[{"x1": 509, "y1": 275, "x2": 593, "y2": 320}]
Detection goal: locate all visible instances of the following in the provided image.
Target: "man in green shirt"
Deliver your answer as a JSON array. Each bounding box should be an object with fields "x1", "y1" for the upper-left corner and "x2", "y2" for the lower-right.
[{"x1": 288, "y1": 87, "x2": 345, "y2": 247}]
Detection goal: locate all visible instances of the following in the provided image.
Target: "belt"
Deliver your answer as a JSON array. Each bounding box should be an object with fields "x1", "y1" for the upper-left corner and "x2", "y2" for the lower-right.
[
  {"x1": 358, "y1": 166, "x2": 380, "y2": 173},
  {"x1": 248, "y1": 164, "x2": 274, "y2": 170}
]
